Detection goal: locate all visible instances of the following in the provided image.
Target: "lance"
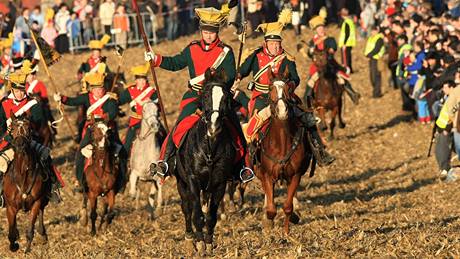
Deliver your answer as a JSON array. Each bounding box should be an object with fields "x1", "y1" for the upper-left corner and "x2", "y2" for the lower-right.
[
  {"x1": 27, "y1": 24, "x2": 76, "y2": 136},
  {"x1": 131, "y1": 0, "x2": 169, "y2": 131},
  {"x1": 235, "y1": 21, "x2": 247, "y2": 76}
]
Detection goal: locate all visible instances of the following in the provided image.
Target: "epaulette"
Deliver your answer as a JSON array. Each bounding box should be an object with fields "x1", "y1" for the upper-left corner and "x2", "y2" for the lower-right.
[
  {"x1": 218, "y1": 41, "x2": 232, "y2": 50},
  {"x1": 189, "y1": 40, "x2": 200, "y2": 46},
  {"x1": 241, "y1": 46, "x2": 263, "y2": 65},
  {"x1": 284, "y1": 50, "x2": 295, "y2": 61},
  {"x1": 125, "y1": 83, "x2": 135, "y2": 89},
  {"x1": 108, "y1": 92, "x2": 118, "y2": 100}
]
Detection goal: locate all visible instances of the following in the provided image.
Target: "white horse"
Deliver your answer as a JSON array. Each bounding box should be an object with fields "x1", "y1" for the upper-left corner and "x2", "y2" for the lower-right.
[{"x1": 128, "y1": 101, "x2": 163, "y2": 220}]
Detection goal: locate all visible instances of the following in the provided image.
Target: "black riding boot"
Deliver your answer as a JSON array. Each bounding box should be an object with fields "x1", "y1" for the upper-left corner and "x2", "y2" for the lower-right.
[
  {"x1": 30, "y1": 140, "x2": 62, "y2": 203},
  {"x1": 150, "y1": 137, "x2": 176, "y2": 178},
  {"x1": 228, "y1": 110, "x2": 255, "y2": 183},
  {"x1": 113, "y1": 142, "x2": 127, "y2": 193},
  {"x1": 343, "y1": 81, "x2": 361, "y2": 105},
  {"x1": 298, "y1": 112, "x2": 335, "y2": 166}
]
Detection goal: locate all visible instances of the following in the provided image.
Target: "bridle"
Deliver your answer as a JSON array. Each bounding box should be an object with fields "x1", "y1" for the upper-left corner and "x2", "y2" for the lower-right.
[
  {"x1": 90, "y1": 121, "x2": 109, "y2": 151},
  {"x1": 137, "y1": 107, "x2": 159, "y2": 141},
  {"x1": 200, "y1": 82, "x2": 229, "y2": 124}
]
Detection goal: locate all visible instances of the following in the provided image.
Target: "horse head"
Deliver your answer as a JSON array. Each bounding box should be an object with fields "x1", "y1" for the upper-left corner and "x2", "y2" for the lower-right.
[
  {"x1": 88, "y1": 116, "x2": 110, "y2": 151},
  {"x1": 9, "y1": 112, "x2": 32, "y2": 152},
  {"x1": 312, "y1": 50, "x2": 328, "y2": 71},
  {"x1": 201, "y1": 68, "x2": 232, "y2": 140},
  {"x1": 267, "y1": 66, "x2": 292, "y2": 121}
]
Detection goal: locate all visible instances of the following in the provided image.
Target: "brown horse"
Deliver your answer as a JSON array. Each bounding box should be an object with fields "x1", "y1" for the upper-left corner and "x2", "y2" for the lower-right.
[
  {"x1": 80, "y1": 118, "x2": 119, "y2": 236},
  {"x1": 253, "y1": 68, "x2": 313, "y2": 234},
  {"x1": 3, "y1": 114, "x2": 51, "y2": 253},
  {"x1": 311, "y1": 50, "x2": 346, "y2": 140},
  {"x1": 36, "y1": 122, "x2": 53, "y2": 148}
]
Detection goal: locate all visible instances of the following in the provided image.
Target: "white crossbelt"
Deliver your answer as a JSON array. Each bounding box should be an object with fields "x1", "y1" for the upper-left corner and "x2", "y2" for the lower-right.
[
  {"x1": 6, "y1": 99, "x2": 38, "y2": 126},
  {"x1": 86, "y1": 94, "x2": 110, "y2": 118},
  {"x1": 189, "y1": 47, "x2": 230, "y2": 87},
  {"x1": 129, "y1": 86, "x2": 155, "y2": 108},
  {"x1": 27, "y1": 80, "x2": 38, "y2": 95}
]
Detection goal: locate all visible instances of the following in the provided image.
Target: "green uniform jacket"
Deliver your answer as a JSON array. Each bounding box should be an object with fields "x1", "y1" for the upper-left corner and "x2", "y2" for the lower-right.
[
  {"x1": 0, "y1": 96, "x2": 45, "y2": 144},
  {"x1": 158, "y1": 40, "x2": 236, "y2": 90},
  {"x1": 62, "y1": 93, "x2": 118, "y2": 121}
]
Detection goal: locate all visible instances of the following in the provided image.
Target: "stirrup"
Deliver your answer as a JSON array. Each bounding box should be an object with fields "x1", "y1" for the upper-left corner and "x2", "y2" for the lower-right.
[
  {"x1": 150, "y1": 160, "x2": 168, "y2": 177},
  {"x1": 0, "y1": 195, "x2": 4, "y2": 208},
  {"x1": 239, "y1": 167, "x2": 255, "y2": 183}
]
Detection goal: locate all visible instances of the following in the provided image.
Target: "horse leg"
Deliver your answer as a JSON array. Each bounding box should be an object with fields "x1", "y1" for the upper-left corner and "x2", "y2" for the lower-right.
[
  {"x1": 328, "y1": 108, "x2": 338, "y2": 140},
  {"x1": 189, "y1": 180, "x2": 206, "y2": 255},
  {"x1": 238, "y1": 182, "x2": 247, "y2": 210},
  {"x1": 37, "y1": 208, "x2": 48, "y2": 243},
  {"x1": 338, "y1": 97, "x2": 346, "y2": 128},
  {"x1": 88, "y1": 192, "x2": 98, "y2": 236},
  {"x1": 99, "y1": 199, "x2": 108, "y2": 231},
  {"x1": 105, "y1": 190, "x2": 116, "y2": 226},
  {"x1": 147, "y1": 182, "x2": 159, "y2": 220},
  {"x1": 25, "y1": 201, "x2": 41, "y2": 253},
  {"x1": 283, "y1": 174, "x2": 301, "y2": 234},
  {"x1": 80, "y1": 193, "x2": 88, "y2": 227},
  {"x1": 205, "y1": 183, "x2": 226, "y2": 254},
  {"x1": 318, "y1": 108, "x2": 328, "y2": 131},
  {"x1": 176, "y1": 178, "x2": 194, "y2": 255},
  {"x1": 7, "y1": 206, "x2": 20, "y2": 252},
  {"x1": 128, "y1": 169, "x2": 138, "y2": 199},
  {"x1": 262, "y1": 175, "x2": 276, "y2": 230}
]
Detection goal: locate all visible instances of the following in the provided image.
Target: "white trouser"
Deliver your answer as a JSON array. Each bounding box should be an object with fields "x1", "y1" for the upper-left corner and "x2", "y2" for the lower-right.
[{"x1": 0, "y1": 148, "x2": 14, "y2": 173}]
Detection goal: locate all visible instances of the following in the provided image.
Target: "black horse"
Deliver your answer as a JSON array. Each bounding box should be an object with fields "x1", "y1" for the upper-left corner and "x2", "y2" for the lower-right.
[{"x1": 175, "y1": 68, "x2": 239, "y2": 255}]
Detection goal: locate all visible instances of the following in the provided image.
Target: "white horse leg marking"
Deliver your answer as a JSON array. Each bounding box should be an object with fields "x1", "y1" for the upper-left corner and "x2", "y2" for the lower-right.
[
  {"x1": 129, "y1": 170, "x2": 138, "y2": 198},
  {"x1": 274, "y1": 81, "x2": 288, "y2": 119},
  {"x1": 209, "y1": 86, "x2": 224, "y2": 137}
]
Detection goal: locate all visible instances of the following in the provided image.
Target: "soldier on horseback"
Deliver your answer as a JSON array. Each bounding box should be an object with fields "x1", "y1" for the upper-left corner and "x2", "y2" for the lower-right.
[
  {"x1": 233, "y1": 8, "x2": 334, "y2": 166},
  {"x1": 22, "y1": 59, "x2": 57, "y2": 136},
  {"x1": 118, "y1": 62, "x2": 159, "y2": 155},
  {"x1": 304, "y1": 10, "x2": 361, "y2": 105},
  {"x1": 0, "y1": 70, "x2": 61, "y2": 207},
  {"x1": 75, "y1": 35, "x2": 111, "y2": 143},
  {"x1": 147, "y1": 4, "x2": 254, "y2": 182},
  {"x1": 54, "y1": 72, "x2": 127, "y2": 193}
]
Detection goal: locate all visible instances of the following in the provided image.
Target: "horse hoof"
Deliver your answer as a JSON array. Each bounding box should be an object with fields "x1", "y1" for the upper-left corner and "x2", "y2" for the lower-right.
[
  {"x1": 262, "y1": 218, "x2": 274, "y2": 232},
  {"x1": 80, "y1": 210, "x2": 88, "y2": 227},
  {"x1": 205, "y1": 243, "x2": 213, "y2": 254},
  {"x1": 339, "y1": 123, "x2": 346, "y2": 129},
  {"x1": 25, "y1": 246, "x2": 31, "y2": 254},
  {"x1": 184, "y1": 238, "x2": 194, "y2": 256},
  {"x1": 327, "y1": 136, "x2": 334, "y2": 141},
  {"x1": 289, "y1": 212, "x2": 300, "y2": 224},
  {"x1": 196, "y1": 241, "x2": 206, "y2": 256},
  {"x1": 10, "y1": 242, "x2": 19, "y2": 252},
  {"x1": 154, "y1": 207, "x2": 163, "y2": 217},
  {"x1": 90, "y1": 229, "x2": 96, "y2": 236}
]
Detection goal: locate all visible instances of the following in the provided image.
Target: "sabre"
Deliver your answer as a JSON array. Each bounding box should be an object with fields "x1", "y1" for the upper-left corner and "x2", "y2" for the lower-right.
[{"x1": 131, "y1": 0, "x2": 169, "y2": 131}]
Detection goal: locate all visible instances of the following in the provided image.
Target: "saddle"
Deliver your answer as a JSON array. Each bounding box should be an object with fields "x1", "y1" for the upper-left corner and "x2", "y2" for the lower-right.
[{"x1": 171, "y1": 112, "x2": 245, "y2": 163}]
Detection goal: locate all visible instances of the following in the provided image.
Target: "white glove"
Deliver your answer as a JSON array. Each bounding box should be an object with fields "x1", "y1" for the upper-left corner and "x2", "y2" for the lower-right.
[
  {"x1": 144, "y1": 51, "x2": 156, "y2": 62},
  {"x1": 345, "y1": 67, "x2": 351, "y2": 75},
  {"x1": 81, "y1": 144, "x2": 93, "y2": 158},
  {"x1": 53, "y1": 92, "x2": 61, "y2": 102},
  {"x1": 231, "y1": 79, "x2": 240, "y2": 93}
]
